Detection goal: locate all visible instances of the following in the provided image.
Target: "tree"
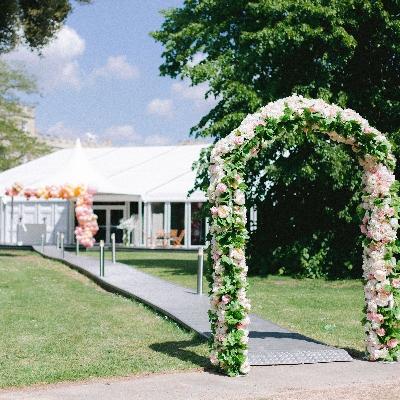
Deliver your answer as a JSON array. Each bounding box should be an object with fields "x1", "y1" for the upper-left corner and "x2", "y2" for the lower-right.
[
  {"x1": 152, "y1": 0, "x2": 400, "y2": 278},
  {"x1": 0, "y1": 0, "x2": 91, "y2": 53},
  {"x1": 0, "y1": 60, "x2": 50, "y2": 172}
]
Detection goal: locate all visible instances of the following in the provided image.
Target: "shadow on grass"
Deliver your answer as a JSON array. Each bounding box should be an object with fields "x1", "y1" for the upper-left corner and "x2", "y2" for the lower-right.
[
  {"x1": 0, "y1": 253, "x2": 22, "y2": 257},
  {"x1": 149, "y1": 337, "x2": 210, "y2": 368},
  {"x1": 342, "y1": 347, "x2": 365, "y2": 360},
  {"x1": 120, "y1": 256, "x2": 199, "y2": 277}
]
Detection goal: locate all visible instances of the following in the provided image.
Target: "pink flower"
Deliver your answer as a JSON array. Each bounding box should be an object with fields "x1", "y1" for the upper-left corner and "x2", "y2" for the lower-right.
[
  {"x1": 387, "y1": 339, "x2": 398, "y2": 348},
  {"x1": 221, "y1": 295, "x2": 230, "y2": 304},
  {"x1": 392, "y1": 279, "x2": 400, "y2": 288},
  {"x1": 360, "y1": 225, "x2": 367, "y2": 234},
  {"x1": 216, "y1": 183, "x2": 227, "y2": 193},
  {"x1": 213, "y1": 253, "x2": 220, "y2": 261},
  {"x1": 387, "y1": 208, "x2": 395, "y2": 217},
  {"x1": 234, "y1": 136, "x2": 244, "y2": 145},
  {"x1": 210, "y1": 206, "x2": 218, "y2": 216},
  {"x1": 377, "y1": 328, "x2": 385, "y2": 337},
  {"x1": 219, "y1": 334, "x2": 227, "y2": 342},
  {"x1": 257, "y1": 120, "x2": 266, "y2": 126}
]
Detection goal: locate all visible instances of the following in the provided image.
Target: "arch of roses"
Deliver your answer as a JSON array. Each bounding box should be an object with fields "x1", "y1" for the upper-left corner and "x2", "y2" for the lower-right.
[{"x1": 207, "y1": 95, "x2": 400, "y2": 376}]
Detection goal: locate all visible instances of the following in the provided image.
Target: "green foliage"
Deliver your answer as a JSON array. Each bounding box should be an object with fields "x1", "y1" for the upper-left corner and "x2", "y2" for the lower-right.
[
  {"x1": 0, "y1": 0, "x2": 91, "y2": 53},
  {"x1": 153, "y1": 0, "x2": 400, "y2": 279},
  {"x1": 0, "y1": 60, "x2": 50, "y2": 171},
  {"x1": 246, "y1": 129, "x2": 364, "y2": 278}
]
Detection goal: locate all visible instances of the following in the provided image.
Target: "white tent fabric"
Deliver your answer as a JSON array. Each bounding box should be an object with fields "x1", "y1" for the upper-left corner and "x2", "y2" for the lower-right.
[
  {"x1": 0, "y1": 142, "x2": 209, "y2": 202},
  {"x1": 33, "y1": 139, "x2": 122, "y2": 194}
]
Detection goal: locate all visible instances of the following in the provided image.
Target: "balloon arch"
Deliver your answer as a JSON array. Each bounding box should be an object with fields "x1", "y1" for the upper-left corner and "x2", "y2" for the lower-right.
[
  {"x1": 5, "y1": 183, "x2": 98, "y2": 247},
  {"x1": 206, "y1": 95, "x2": 400, "y2": 376}
]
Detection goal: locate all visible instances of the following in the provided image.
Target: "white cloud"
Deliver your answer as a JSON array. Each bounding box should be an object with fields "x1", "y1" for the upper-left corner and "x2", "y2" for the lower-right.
[
  {"x1": 3, "y1": 25, "x2": 85, "y2": 91},
  {"x1": 146, "y1": 98, "x2": 174, "y2": 119},
  {"x1": 2, "y1": 26, "x2": 139, "y2": 91},
  {"x1": 43, "y1": 120, "x2": 177, "y2": 147},
  {"x1": 91, "y1": 56, "x2": 139, "y2": 80},
  {"x1": 187, "y1": 53, "x2": 207, "y2": 68},
  {"x1": 144, "y1": 135, "x2": 173, "y2": 146},
  {"x1": 171, "y1": 80, "x2": 217, "y2": 111},
  {"x1": 101, "y1": 125, "x2": 141, "y2": 146},
  {"x1": 46, "y1": 121, "x2": 81, "y2": 138}
]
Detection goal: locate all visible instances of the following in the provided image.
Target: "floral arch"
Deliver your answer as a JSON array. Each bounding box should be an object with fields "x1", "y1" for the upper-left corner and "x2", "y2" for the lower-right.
[{"x1": 207, "y1": 95, "x2": 400, "y2": 376}]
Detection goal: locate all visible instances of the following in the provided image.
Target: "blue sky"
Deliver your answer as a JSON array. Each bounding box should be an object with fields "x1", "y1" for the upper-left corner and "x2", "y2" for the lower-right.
[{"x1": 2, "y1": 1, "x2": 215, "y2": 146}]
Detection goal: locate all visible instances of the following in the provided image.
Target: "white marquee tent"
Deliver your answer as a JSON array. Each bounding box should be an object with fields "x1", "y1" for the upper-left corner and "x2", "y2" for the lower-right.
[{"x1": 0, "y1": 142, "x2": 209, "y2": 247}]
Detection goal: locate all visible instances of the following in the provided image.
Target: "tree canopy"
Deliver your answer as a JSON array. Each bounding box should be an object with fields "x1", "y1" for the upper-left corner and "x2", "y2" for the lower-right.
[
  {"x1": 0, "y1": 60, "x2": 50, "y2": 172},
  {"x1": 0, "y1": 0, "x2": 91, "y2": 53},
  {"x1": 153, "y1": 0, "x2": 400, "y2": 278}
]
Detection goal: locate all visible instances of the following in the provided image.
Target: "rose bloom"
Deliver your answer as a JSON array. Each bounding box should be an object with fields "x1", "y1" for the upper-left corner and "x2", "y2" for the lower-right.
[
  {"x1": 221, "y1": 295, "x2": 230, "y2": 304},
  {"x1": 216, "y1": 183, "x2": 227, "y2": 193},
  {"x1": 234, "y1": 136, "x2": 244, "y2": 145},
  {"x1": 374, "y1": 269, "x2": 387, "y2": 281},
  {"x1": 387, "y1": 338, "x2": 398, "y2": 349},
  {"x1": 234, "y1": 189, "x2": 246, "y2": 205},
  {"x1": 377, "y1": 328, "x2": 385, "y2": 337},
  {"x1": 217, "y1": 205, "x2": 231, "y2": 218},
  {"x1": 210, "y1": 206, "x2": 219, "y2": 216},
  {"x1": 392, "y1": 279, "x2": 400, "y2": 288}
]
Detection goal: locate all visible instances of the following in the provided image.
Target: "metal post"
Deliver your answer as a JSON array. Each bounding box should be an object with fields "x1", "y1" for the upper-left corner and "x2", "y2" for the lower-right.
[
  {"x1": 41, "y1": 234, "x2": 44, "y2": 253},
  {"x1": 76, "y1": 237, "x2": 79, "y2": 256},
  {"x1": 111, "y1": 233, "x2": 116, "y2": 264},
  {"x1": 197, "y1": 246, "x2": 204, "y2": 295},
  {"x1": 100, "y1": 240, "x2": 104, "y2": 277},
  {"x1": 10, "y1": 196, "x2": 14, "y2": 244},
  {"x1": 60, "y1": 233, "x2": 64, "y2": 259},
  {"x1": 56, "y1": 231, "x2": 60, "y2": 249}
]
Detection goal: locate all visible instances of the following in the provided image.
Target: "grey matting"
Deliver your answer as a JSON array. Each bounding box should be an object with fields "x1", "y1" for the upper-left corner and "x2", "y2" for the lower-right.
[{"x1": 33, "y1": 245, "x2": 353, "y2": 365}]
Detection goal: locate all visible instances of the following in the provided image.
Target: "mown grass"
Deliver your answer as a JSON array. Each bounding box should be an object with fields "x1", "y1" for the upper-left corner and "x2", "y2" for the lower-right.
[
  {"x1": 96, "y1": 249, "x2": 365, "y2": 357},
  {"x1": 0, "y1": 250, "x2": 208, "y2": 388}
]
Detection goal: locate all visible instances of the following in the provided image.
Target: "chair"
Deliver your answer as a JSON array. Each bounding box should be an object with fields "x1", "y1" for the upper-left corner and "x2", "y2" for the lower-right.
[
  {"x1": 167, "y1": 229, "x2": 179, "y2": 247},
  {"x1": 155, "y1": 230, "x2": 165, "y2": 247},
  {"x1": 171, "y1": 230, "x2": 185, "y2": 247},
  {"x1": 142, "y1": 230, "x2": 155, "y2": 248}
]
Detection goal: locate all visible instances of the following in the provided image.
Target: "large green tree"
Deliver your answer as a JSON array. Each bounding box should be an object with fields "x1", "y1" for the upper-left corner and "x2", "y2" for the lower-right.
[
  {"x1": 153, "y1": 0, "x2": 400, "y2": 278},
  {"x1": 0, "y1": 0, "x2": 91, "y2": 53},
  {"x1": 0, "y1": 60, "x2": 50, "y2": 172}
]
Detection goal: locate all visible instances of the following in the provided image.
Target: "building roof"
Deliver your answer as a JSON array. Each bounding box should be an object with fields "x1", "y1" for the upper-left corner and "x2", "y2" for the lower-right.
[{"x1": 0, "y1": 142, "x2": 209, "y2": 202}]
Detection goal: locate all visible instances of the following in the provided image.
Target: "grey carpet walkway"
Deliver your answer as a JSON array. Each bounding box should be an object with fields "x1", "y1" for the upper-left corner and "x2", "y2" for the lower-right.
[{"x1": 33, "y1": 245, "x2": 353, "y2": 365}]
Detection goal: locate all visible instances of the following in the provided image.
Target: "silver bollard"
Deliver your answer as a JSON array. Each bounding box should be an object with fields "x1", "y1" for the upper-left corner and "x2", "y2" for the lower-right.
[
  {"x1": 197, "y1": 247, "x2": 204, "y2": 295},
  {"x1": 60, "y1": 233, "x2": 64, "y2": 259},
  {"x1": 76, "y1": 237, "x2": 79, "y2": 256},
  {"x1": 100, "y1": 240, "x2": 105, "y2": 277},
  {"x1": 56, "y1": 231, "x2": 60, "y2": 249},
  {"x1": 111, "y1": 233, "x2": 116, "y2": 264}
]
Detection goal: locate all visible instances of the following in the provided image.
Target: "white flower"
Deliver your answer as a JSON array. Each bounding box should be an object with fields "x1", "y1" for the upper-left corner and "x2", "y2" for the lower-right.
[
  {"x1": 234, "y1": 189, "x2": 246, "y2": 205},
  {"x1": 217, "y1": 205, "x2": 231, "y2": 218},
  {"x1": 230, "y1": 248, "x2": 245, "y2": 261}
]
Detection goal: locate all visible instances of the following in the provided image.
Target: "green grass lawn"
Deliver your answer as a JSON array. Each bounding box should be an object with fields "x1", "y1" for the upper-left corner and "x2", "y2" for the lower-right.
[
  {"x1": 94, "y1": 249, "x2": 365, "y2": 357},
  {"x1": 0, "y1": 250, "x2": 208, "y2": 388}
]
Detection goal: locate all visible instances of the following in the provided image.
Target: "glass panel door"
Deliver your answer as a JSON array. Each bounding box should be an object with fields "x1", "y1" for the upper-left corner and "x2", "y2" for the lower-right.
[
  {"x1": 191, "y1": 202, "x2": 205, "y2": 245},
  {"x1": 171, "y1": 203, "x2": 185, "y2": 245},
  {"x1": 95, "y1": 209, "x2": 107, "y2": 242},
  {"x1": 110, "y1": 209, "x2": 124, "y2": 243}
]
